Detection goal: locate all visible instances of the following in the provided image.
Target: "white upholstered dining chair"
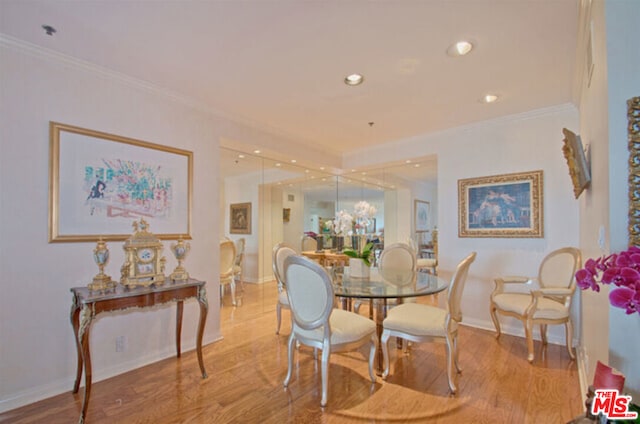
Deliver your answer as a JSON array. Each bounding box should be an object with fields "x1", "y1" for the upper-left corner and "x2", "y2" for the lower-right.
[
  {"x1": 219, "y1": 239, "x2": 238, "y2": 306},
  {"x1": 283, "y1": 255, "x2": 377, "y2": 407},
  {"x1": 490, "y1": 247, "x2": 581, "y2": 363},
  {"x1": 354, "y1": 242, "x2": 416, "y2": 316},
  {"x1": 272, "y1": 242, "x2": 297, "y2": 334},
  {"x1": 381, "y1": 251, "x2": 476, "y2": 394}
]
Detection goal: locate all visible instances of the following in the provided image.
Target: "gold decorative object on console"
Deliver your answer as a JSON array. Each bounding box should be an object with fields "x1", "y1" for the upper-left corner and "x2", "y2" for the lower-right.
[
  {"x1": 628, "y1": 96, "x2": 640, "y2": 246},
  {"x1": 170, "y1": 236, "x2": 191, "y2": 281},
  {"x1": 120, "y1": 218, "x2": 166, "y2": 288},
  {"x1": 88, "y1": 238, "x2": 116, "y2": 291}
]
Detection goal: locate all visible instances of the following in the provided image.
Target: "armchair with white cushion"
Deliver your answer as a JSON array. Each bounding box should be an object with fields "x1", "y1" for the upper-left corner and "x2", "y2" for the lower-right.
[{"x1": 489, "y1": 247, "x2": 581, "y2": 363}]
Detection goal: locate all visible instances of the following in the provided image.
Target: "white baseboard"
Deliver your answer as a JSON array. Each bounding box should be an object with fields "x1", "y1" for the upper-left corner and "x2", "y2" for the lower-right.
[{"x1": 0, "y1": 334, "x2": 223, "y2": 414}]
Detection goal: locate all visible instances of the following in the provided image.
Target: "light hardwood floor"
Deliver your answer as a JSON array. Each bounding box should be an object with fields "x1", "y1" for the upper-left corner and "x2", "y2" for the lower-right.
[{"x1": 1, "y1": 281, "x2": 584, "y2": 423}]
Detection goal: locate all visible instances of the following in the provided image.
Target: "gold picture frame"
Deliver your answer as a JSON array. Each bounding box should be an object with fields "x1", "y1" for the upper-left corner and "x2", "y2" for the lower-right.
[
  {"x1": 414, "y1": 200, "x2": 430, "y2": 233},
  {"x1": 230, "y1": 202, "x2": 252, "y2": 234},
  {"x1": 49, "y1": 122, "x2": 193, "y2": 242},
  {"x1": 458, "y1": 170, "x2": 544, "y2": 238},
  {"x1": 628, "y1": 96, "x2": 640, "y2": 246},
  {"x1": 562, "y1": 128, "x2": 591, "y2": 199}
]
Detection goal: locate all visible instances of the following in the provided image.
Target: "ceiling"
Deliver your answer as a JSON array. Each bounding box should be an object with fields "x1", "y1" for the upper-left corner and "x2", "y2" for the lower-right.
[{"x1": 0, "y1": 0, "x2": 579, "y2": 162}]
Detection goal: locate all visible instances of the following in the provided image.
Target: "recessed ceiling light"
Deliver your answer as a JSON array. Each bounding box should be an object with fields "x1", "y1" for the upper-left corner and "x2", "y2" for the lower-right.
[
  {"x1": 319, "y1": 167, "x2": 325, "y2": 170},
  {"x1": 344, "y1": 73, "x2": 364, "y2": 86},
  {"x1": 481, "y1": 94, "x2": 499, "y2": 103},
  {"x1": 405, "y1": 160, "x2": 412, "y2": 164},
  {"x1": 253, "y1": 149, "x2": 261, "y2": 154},
  {"x1": 414, "y1": 164, "x2": 421, "y2": 168},
  {"x1": 275, "y1": 163, "x2": 281, "y2": 167},
  {"x1": 238, "y1": 154, "x2": 245, "y2": 159},
  {"x1": 447, "y1": 40, "x2": 474, "y2": 56},
  {"x1": 305, "y1": 169, "x2": 310, "y2": 173},
  {"x1": 291, "y1": 159, "x2": 297, "y2": 163}
]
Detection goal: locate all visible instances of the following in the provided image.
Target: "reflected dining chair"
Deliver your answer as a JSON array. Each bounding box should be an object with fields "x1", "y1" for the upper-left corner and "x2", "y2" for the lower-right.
[
  {"x1": 219, "y1": 239, "x2": 238, "y2": 306},
  {"x1": 381, "y1": 252, "x2": 476, "y2": 394},
  {"x1": 490, "y1": 247, "x2": 581, "y2": 363},
  {"x1": 283, "y1": 255, "x2": 377, "y2": 407},
  {"x1": 301, "y1": 235, "x2": 318, "y2": 252},
  {"x1": 233, "y1": 237, "x2": 245, "y2": 291},
  {"x1": 408, "y1": 236, "x2": 438, "y2": 275},
  {"x1": 272, "y1": 242, "x2": 297, "y2": 334}
]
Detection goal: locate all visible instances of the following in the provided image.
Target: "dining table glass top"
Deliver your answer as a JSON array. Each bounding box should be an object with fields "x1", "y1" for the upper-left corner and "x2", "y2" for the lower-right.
[{"x1": 332, "y1": 267, "x2": 448, "y2": 299}]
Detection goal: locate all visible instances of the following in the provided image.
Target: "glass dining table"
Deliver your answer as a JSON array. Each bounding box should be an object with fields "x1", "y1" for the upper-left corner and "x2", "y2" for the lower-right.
[{"x1": 331, "y1": 266, "x2": 449, "y2": 375}]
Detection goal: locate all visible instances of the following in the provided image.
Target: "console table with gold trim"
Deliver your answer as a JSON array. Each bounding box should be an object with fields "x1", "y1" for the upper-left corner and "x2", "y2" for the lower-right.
[{"x1": 70, "y1": 278, "x2": 208, "y2": 424}]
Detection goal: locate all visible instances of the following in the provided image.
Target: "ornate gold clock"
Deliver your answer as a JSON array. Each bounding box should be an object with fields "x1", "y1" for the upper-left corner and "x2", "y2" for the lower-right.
[{"x1": 120, "y1": 218, "x2": 166, "y2": 288}]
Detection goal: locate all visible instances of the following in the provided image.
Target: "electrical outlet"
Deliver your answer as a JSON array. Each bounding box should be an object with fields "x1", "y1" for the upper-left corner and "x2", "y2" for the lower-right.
[{"x1": 115, "y1": 335, "x2": 126, "y2": 352}]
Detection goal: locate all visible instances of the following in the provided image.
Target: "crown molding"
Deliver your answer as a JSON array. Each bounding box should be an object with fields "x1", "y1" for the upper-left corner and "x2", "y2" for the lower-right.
[
  {"x1": 343, "y1": 102, "x2": 578, "y2": 166},
  {"x1": 0, "y1": 33, "x2": 331, "y2": 156}
]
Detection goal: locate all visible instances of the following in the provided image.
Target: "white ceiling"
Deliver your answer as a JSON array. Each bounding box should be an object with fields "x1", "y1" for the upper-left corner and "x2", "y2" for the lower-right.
[{"x1": 0, "y1": 0, "x2": 579, "y2": 162}]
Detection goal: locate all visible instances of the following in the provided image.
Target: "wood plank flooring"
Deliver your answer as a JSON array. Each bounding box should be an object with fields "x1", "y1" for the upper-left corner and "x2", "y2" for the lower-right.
[{"x1": 0, "y1": 281, "x2": 584, "y2": 423}]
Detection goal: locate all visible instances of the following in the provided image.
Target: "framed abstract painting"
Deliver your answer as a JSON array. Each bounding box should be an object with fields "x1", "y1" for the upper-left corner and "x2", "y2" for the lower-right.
[{"x1": 49, "y1": 122, "x2": 192, "y2": 242}]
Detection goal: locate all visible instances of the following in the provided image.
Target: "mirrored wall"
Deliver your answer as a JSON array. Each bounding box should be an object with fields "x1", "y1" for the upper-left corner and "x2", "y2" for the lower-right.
[{"x1": 219, "y1": 147, "x2": 438, "y2": 314}]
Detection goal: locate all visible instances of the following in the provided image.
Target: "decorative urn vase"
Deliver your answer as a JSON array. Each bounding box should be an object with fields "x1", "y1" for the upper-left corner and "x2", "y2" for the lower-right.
[
  {"x1": 349, "y1": 258, "x2": 370, "y2": 279},
  {"x1": 88, "y1": 238, "x2": 116, "y2": 291},
  {"x1": 169, "y1": 237, "x2": 191, "y2": 281}
]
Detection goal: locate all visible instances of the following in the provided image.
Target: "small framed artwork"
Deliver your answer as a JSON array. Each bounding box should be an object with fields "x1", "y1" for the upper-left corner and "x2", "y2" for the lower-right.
[
  {"x1": 414, "y1": 200, "x2": 430, "y2": 233},
  {"x1": 230, "y1": 202, "x2": 251, "y2": 234},
  {"x1": 48, "y1": 122, "x2": 192, "y2": 242},
  {"x1": 283, "y1": 208, "x2": 291, "y2": 223},
  {"x1": 458, "y1": 170, "x2": 544, "y2": 238}
]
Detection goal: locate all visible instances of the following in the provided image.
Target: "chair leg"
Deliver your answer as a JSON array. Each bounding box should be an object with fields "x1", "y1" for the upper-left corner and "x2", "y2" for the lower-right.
[
  {"x1": 283, "y1": 334, "x2": 296, "y2": 388},
  {"x1": 453, "y1": 334, "x2": 462, "y2": 373},
  {"x1": 368, "y1": 335, "x2": 377, "y2": 383},
  {"x1": 320, "y1": 342, "x2": 330, "y2": 407},
  {"x1": 540, "y1": 324, "x2": 548, "y2": 345},
  {"x1": 489, "y1": 304, "x2": 502, "y2": 338},
  {"x1": 381, "y1": 331, "x2": 391, "y2": 380},
  {"x1": 230, "y1": 279, "x2": 236, "y2": 306},
  {"x1": 565, "y1": 320, "x2": 576, "y2": 360},
  {"x1": 525, "y1": 320, "x2": 535, "y2": 363},
  {"x1": 276, "y1": 303, "x2": 282, "y2": 334},
  {"x1": 445, "y1": 332, "x2": 457, "y2": 394}
]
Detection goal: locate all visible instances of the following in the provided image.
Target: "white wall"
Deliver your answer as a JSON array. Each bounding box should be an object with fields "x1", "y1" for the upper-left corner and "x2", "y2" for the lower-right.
[
  {"x1": 0, "y1": 42, "x2": 221, "y2": 411},
  {"x1": 344, "y1": 105, "x2": 581, "y2": 343},
  {"x1": 0, "y1": 37, "x2": 298, "y2": 412},
  {"x1": 604, "y1": 0, "x2": 640, "y2": 398},
  {"x1": 576, "y1": 0, "x2": 640, "y2": 399}
]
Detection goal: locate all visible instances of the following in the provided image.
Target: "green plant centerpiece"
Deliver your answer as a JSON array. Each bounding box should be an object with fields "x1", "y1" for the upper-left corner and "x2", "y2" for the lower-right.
[{"x1": 343, "y1": 241, "x2": 374, "y2": 266}]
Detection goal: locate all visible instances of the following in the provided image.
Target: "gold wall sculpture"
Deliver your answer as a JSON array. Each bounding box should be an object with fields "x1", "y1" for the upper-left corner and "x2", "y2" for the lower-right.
[{"x1": 628, "y1": 96, "x2": 640, "y2": 246}]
